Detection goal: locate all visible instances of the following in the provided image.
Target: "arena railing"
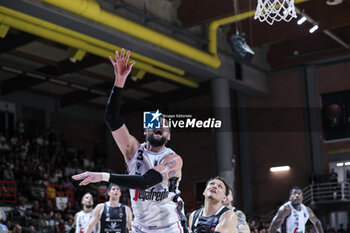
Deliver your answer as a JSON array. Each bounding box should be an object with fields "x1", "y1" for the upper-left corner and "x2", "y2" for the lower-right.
[
  {"x1": 0, "y1": 180, "x2": 17, "y2": 204},
  {"x1": 97, "y1": 187, "x2": 108, "y2": 203},
  {"x1": 303, "y1": 181, "x2": 350, "y2": 205}
]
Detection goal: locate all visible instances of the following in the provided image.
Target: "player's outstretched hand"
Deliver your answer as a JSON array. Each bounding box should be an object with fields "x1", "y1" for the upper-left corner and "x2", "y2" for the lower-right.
[
  {"x1": 109, "y1": 48, "x2": 135, "y2": 88},
  {"x1": 72, "y1": 171, "x2": 103, "y2": 186}
]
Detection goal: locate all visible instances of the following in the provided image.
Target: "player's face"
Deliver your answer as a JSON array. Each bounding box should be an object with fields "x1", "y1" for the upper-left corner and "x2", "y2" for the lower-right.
[
  {"x1": 82, "y1": 194, "x2": 93, "y2": 208},
  {"x1": 289, "y1": 189, "x2": 303, "y2": 205},
  {"x1": 145, "y1": 118, "x2": 170, "y2": 147},
  {"x1": 203, "y1": 179, "x2": 227, "y2": 202},
  {"x1": 108, "y1": 185, "x2": 121, "y2": 199}
]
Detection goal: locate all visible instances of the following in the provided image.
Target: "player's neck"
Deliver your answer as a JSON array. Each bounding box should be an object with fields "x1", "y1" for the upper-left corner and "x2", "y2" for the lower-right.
[
  {"x1": 83, "y1": 207, "x2": 93, "y2": 212},
  {"x1": 108, "y1": 199, "x2": 120, "y2": 207},
  {"x1": 146, "y1": 143, "x2": 165, "y2": 152},
  {"x1": 291, "y1": 202, "x2": 301, "y2": 211},
  {"x1": 203, "y1": 199, "x2": 223, "y2": 217}
]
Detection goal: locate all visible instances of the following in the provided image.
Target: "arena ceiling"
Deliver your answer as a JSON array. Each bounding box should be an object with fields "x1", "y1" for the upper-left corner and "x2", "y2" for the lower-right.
[{"x1": 0, "y1": 0, "x2": 349, "y2": 110}]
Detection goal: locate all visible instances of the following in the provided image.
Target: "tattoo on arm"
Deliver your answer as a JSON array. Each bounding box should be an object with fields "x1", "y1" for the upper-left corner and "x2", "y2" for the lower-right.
[
  {"x1": 168, "y1": 169, "x2": 177, "y2": 178},
  {"x1": 164, "y1": 160, "x2": 176, "y2": 169}
]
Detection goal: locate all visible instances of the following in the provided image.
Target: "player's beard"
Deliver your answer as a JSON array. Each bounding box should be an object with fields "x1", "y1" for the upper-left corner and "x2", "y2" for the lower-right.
[
  {"x1": 146, "y1": 133, "x2": 168, "y2": 147},
  {"x1": 85, "y1": 204, "x2": 92, "y2": 209}
]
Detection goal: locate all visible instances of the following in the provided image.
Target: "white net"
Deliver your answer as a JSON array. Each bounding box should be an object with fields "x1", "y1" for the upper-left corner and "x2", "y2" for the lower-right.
[{"x1": 254, "y1": 0, "x2": 297, "y2": 25}]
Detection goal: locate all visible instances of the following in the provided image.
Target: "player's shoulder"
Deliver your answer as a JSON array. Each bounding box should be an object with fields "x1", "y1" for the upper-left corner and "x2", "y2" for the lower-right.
[
  {"x1": 95, "y1": 203, "x2": 105, "y2": 210},
  {"x1": 278, "y1": 203, "x2": 292, "y2": 216},
  {"x1": 164, "y1": 153, "x2": 182, "y2": 161},
  {"x1": 234, "y1": 209, "x2": 247, "y2": 220},
  {"x1": 221, "y1": 209, "x2": 237, "y2": 220},
  {"x1": 75, "y1": 210, "x2": 84, "y2": 216}
]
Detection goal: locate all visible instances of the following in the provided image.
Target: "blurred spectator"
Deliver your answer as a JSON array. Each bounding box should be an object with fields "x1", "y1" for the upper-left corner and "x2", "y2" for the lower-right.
[
  {"x1": 12, "y1": 224, "x2": 22, "y2": 233},
  {"x1": 2, "y1": 164, "x2": 14, "y2": 180},
  {"x1": 339, "y1": 224, "x2": 346, "y2": 233},
  {"x1": 28, "y1": 225, "x2": 36, "y2": 233},
  {"x1": 329, "y1": 169, "x2": 338, "y2": 183},
  {"x1": 324, "y1": 224, "x2": 333, "y2": 233}
]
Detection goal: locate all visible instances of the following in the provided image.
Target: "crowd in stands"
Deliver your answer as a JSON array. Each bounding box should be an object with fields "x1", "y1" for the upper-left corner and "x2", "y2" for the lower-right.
[{"x1": 0, "y1": 130, "x2": 110, "y2": 232}]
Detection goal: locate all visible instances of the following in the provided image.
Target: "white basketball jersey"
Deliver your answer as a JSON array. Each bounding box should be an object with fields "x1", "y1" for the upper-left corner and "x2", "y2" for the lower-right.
[
  {"x1": 278, "y1": 201, "x2": 310, "y2": 233},
  {"x1": 75, "y1": 210, "x2": 97, "y2": 233},
  {"x1": 127, "y1": 143, "x2": 181, "y2": 229}
]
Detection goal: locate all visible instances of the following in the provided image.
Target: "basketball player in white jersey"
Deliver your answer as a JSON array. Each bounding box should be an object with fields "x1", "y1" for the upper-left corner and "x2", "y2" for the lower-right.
[
  {"x1": 72, "y1": 49, "x2": 187, "y2": 233},
  {"x1": 189, "y1": 177, "x2": 238, "y2": 233},
  {"x1": 84, "y1": 184, "x2": 132, "y2": 233},
  {"x1": 223, "y1": 188, "x2": 250, "y2": 233},
  {"x1": 268, "y1": 187, "x2": 323, "y2": 233},
  {"x1": 72, "y1": 193, "x2": 99, "y2": 233}
]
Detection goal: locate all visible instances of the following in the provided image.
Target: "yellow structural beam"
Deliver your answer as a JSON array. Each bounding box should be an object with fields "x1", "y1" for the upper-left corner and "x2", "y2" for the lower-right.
[
  {"x1": 42, "y1": 0, "x2": 222, "y2": 68},
  {"x1": 67, "y1": 47, "x2": 87, "y2": 61},
  {"x1": 135, "y1": 70, "x2": 146, "y2": 80},
  {"x1": 0, "y1": 7, "x2": 185, "y2": 76},
  {"x1": 0, "y1": 11, "x2": 198, "y2": 88},
  {"x1": 0, "y1": 23, "x2": 9, "y2": 38}
]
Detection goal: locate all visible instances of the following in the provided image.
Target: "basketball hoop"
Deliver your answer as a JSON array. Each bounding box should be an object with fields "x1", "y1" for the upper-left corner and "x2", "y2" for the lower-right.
[{"x1": 254, "y1": 0, "x2": 297, "y2": 25}]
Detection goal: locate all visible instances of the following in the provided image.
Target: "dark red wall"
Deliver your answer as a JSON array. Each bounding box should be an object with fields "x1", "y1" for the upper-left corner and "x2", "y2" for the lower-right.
[{"x1": 246, "y1": 69, "x2": 309, "y2": 213}]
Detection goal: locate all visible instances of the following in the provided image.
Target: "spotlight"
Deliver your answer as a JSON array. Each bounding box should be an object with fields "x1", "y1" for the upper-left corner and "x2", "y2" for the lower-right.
[
  {"x1": 270, "y1": 166, "x2": 290, "y2": 172},
  {"x1": 230, "y1": 33, "x2": 255, "y2": 61},
  {"x1": 309, "y1": 25, "x2": 318, "y2": 33},
  {"x1": 297, "y1": 16, "x2": 307, "y2": 25}
]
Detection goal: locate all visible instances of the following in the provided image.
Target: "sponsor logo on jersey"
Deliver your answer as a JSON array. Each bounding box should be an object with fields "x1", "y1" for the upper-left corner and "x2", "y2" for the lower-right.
[
  {"x1": 137, "y1": 188, "x2": 169, "y2": 201},
  {"x1": 108, "y1": 222, "x2": 118, "y2": 229}
]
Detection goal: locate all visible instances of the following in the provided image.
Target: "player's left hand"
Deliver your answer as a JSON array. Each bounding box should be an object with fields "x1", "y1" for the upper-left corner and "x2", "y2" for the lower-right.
[{"x1": 72, "y1": 171, "x2": 103, "y2": 186}]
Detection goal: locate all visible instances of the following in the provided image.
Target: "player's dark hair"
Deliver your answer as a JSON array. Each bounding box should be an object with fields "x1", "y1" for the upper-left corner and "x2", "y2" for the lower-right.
[
  {"x1": 289, "y1": 186, "x2": 303, "y2": 196},
  {"x1": 206, "y1": 176, "x2": 230, "y2": 196},
  {"x1": 81, "y1": 192, "x2": 92, "y2": 202},
  {"x1": 108, "y1": 183, "x2": 119, "y2": 191}
]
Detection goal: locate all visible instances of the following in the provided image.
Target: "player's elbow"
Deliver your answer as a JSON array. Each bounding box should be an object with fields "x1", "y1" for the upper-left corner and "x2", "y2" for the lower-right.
[
  {"x1": 141, "y1": 169, "x2": 163, "y2": 189},
  {"x1": 104, "y1": 113, "x2": 124, "y2": 131}
]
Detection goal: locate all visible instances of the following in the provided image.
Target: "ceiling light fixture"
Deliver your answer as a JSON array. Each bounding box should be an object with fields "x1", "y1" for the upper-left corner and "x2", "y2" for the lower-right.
[
  {"x1": 336, "y1": 162, "x2": 344, "y2": 167},
  {"x1": 297, "y1": 16, "x2": 307, "y2": 25},
  {"x1": 309, "y1": 25, "x2": 319, "y2": 33},
  {"x1": 270, "y1": 166, "x2": 291, "y2": 172}
]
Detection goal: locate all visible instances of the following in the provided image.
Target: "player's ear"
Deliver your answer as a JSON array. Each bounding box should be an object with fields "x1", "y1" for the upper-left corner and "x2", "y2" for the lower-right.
[{"x1": 222, "y1": 195, "x2": 228, "y2": 203}]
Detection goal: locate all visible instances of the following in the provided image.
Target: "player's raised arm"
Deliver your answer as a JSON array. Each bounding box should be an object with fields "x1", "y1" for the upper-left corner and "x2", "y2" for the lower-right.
[
  {"x1": 72, "y1": 155, "x2": 181, "y2": 189},
  {"x1": 268, "y1": 205, "x2": 291, "y2": 233},
  {"x1": 308, "y1": 208, "x2": 324, "y2": 233},
  {"x1": 105, "y1": 49, "x2": 139, "y2": 162}
]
